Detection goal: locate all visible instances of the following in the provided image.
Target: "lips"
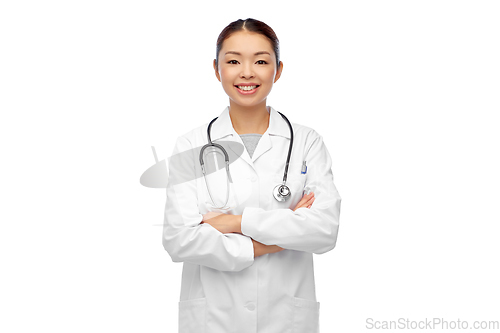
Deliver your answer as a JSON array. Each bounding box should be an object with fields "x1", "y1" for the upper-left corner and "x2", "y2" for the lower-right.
[
  {"x1": 234, "y1": 84, "x2": 260, "y2": 95},
  {"x1": 235, "y1": 83, "x2": 260, "y2": 86}
]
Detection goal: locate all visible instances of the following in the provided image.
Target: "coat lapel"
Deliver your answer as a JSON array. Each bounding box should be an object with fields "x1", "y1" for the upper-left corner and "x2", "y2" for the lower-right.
[{"x1": 208, "y1": 105, "x2": 292, "y2": 170}]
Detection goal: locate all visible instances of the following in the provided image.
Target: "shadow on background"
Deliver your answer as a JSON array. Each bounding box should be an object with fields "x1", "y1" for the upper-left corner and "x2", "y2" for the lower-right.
[{"x1": 140, "y1": 141, "x2": 244, "y2": 188}]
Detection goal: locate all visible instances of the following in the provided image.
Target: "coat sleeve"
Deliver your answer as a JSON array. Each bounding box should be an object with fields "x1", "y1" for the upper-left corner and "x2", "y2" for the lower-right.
[
  {"x1": 162, "y1": 135, "x2": 255, "y2": 272},
  {"x1": 240, "y1": 133, "x2": 341, "y2": 254}
]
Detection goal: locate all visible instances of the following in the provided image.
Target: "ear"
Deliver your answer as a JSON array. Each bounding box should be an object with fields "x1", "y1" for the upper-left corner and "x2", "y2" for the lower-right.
[
  {"x1": 274, "y1": 61, "x2": 283, "y2": 83},
  {"x1": 213, "y1": 59, "x2": 221, "y2": 82}
]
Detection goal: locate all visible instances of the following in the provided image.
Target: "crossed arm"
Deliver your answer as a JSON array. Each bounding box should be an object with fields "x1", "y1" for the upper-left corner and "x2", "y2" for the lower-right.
[
  {"x1": 164, "y1": 133, "x2": 340, "y2": 271},
  {"x1": 201, "y1": 192, "x2": 316, "y2": 258}
]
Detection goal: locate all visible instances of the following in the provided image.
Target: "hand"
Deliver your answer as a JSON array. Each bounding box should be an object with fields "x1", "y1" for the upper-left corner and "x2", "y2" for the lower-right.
[
  {"x1": 202, "y1": 192, "x2": 314, "y2": 256},
  {"x1": 253, "y1": 192, "x2": 316, "y2": 257},
  {"x1": 201, "y1": 212, "x2": 241, "y2": 234},
  {"x1": 252, "y1": 239, "x2": 284, "y2": 258},
  {"x1": 292, "y1": 191, "x2": 315, "y2": 211}
]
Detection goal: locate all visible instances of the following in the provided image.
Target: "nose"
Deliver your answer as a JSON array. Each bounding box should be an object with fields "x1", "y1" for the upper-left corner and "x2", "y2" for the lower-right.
[{"x1": 240, "y1": 62, "x2": 255, "y2": 79}]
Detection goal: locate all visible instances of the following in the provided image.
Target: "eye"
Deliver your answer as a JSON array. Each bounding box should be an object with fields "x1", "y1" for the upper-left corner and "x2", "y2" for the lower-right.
[
  {"x1": 256, "y1": 60, "x2": 267, "y2": 64},
  {"x1": 227, "y1": 60, "x2": 239, "y2": 64}
]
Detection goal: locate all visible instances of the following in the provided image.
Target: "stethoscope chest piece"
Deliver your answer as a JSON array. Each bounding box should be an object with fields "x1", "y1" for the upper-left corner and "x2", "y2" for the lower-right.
[{"x1": 273, "y1": 184, "x2": 291, "y2": 202}]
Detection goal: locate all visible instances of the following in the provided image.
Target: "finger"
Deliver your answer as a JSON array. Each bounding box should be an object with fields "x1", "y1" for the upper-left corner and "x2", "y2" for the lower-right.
[
  {"x1": 293, "y1": 195, "x2": 310, "y2": 211},
  {"x1": 294, "y1": 201, "x2": 310, "y2": 211},
  {"x1": 304, "y1": 196, "x2": 315, "y2": 206},
  {"x1": 296, "y1": 192, "x2": 312, "y2": 206},
  {"x1": 299, "y1": 192, "x2": 314, "y2": 206},
  {"x1": 293, "y1": 192, "x2": 315, "y2": 211},
  {"x1": 293, "y1": 204, "x2": 307, "y2": 211},
  {"x1": 295, "y1": 196, "x2": 315, "y2": 210},
  {"x1": 307, "y1": 197, "x2": 315, "y2": 208}
]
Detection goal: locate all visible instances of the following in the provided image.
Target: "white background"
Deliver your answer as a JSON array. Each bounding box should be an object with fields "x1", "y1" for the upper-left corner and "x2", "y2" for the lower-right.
[{"x1": 1, "y1": 0, "x2": 499, "y2": 332}]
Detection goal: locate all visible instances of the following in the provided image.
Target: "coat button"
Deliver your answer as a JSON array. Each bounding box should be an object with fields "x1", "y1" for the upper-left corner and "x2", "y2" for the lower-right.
[
  {"x1": 246, "y1": 302, "x2": 256, "y2": 311},
  {"x1": 250, "y1": 176, "x2": 257, "y2": 182}
]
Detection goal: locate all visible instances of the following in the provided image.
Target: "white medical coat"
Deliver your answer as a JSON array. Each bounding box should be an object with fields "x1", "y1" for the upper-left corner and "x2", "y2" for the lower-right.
[{"x1": 163, "y1": 105, "x2": 341, "y2": 333}]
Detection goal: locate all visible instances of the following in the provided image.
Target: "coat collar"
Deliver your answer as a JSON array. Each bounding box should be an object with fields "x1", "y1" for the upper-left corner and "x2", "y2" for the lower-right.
[
  {"x1": 209, "y1": 105, "x2": 291, "y2": 142},
  {"x1": 208, "y1": 105, "x2": 292, "y2": 167}
]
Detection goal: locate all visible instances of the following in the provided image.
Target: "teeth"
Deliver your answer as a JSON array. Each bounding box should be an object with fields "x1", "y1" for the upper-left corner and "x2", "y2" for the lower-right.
[{"x1": 238, "y1": 85, "x2": 257, "y2": 91}]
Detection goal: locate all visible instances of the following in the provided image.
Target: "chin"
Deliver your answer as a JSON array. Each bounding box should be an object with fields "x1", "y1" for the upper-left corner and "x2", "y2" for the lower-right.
[{"x1": 231, "y1": 99, "x2": 265, "y2": 107}]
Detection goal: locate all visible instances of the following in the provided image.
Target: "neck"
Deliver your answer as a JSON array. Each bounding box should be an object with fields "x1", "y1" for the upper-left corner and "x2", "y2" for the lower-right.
[{"x1": 228, "y1": 100, "x2": 270, "y2": 135}]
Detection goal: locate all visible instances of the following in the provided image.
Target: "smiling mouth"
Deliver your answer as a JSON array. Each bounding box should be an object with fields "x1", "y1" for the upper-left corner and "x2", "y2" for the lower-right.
[{"x1": 235, "y1": 85, "x2": 260, "y2": 91}]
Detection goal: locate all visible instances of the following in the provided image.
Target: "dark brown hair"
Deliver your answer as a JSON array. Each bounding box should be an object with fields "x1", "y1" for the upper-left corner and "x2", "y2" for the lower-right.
[{"x1": 215, "y1": 18, "x2": 280, "y2": 71}]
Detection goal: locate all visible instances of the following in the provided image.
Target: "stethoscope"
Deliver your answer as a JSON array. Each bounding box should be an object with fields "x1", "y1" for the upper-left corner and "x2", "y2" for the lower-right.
[{"x1": 199, "y1": 111, "x2": 294, "y2": 209}]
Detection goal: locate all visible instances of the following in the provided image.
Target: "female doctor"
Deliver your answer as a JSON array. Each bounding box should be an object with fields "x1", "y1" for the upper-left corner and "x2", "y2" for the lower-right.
[{"x1": 163, "y1": 18, "x2": 341, "y2": 333}]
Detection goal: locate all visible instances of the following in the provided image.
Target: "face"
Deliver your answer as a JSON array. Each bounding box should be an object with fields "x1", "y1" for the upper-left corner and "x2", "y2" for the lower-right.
[{"x1": 213, "y1": 31, "x2": 283, "y2": 109}]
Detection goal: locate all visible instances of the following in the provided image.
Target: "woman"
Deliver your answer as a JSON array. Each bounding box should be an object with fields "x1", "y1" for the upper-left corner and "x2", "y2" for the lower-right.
[{"x1": 163, "y1": 18, "x2": 341, "y2": 333}]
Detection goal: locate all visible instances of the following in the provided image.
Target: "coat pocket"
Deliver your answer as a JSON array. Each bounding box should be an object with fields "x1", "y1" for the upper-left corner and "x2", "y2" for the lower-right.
[
  {"x1": 178, "y1": 298, "x2": 206, "y2": 333},
  {"x1": 291, "y1": 297, "x2": 320, "y2": 333}
]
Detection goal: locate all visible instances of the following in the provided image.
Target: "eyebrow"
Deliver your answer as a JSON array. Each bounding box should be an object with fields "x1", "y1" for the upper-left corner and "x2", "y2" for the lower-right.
[{"x1": 224, "y1": 51, "x2": 271, "y2": 56}]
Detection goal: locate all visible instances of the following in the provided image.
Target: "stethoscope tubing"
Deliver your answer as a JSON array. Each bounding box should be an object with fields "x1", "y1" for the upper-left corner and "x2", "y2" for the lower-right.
[
  {"x1": 200, "y1": 111, "x2": 294, "y2": 208},
  {"x1": 276, "y1": 111, "x2": 293, "y2": 183}
]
